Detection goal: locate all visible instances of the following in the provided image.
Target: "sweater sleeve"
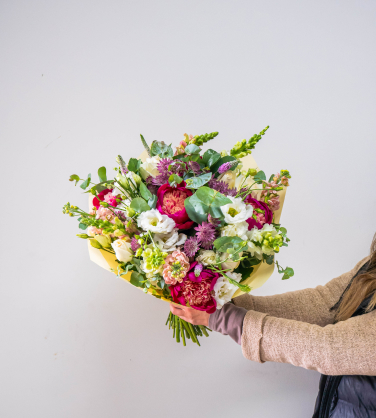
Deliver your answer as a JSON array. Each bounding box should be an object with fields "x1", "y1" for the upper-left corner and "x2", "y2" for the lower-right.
[
  {"x1": 233, "y1": 257, "x2": 369, "y2": 327},
  {"x1": 241, "y1": 309, "x2": 376, "y2": 375}
]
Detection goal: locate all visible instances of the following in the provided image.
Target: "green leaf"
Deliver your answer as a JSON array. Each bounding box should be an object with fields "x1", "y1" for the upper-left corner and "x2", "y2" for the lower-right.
[
  {"x1": 282, "y1": 267, "x2": 294, "y2": 280},
  {"x1": 139, "y1": 182, "x2": 152, "y2": 201},
  {"x1": 184, "y1": 194, "x2": 208, "y2": 224},
  {"x1": 185, "y1": 172, "x2": 212, "y2": 189},
  {"x1": 268, "y1": 174, "x2": 275, "y2": 182},
  {"x1": 78, "y1": 223, "x2": 87, "y2": 230},
  {"x1": 80, "y1": 174, "x2": 91, "y2": 190},
  {"x1": 90, "y1": 239, "x2": 102, "y2": 249},
  {"x1": 130, "y1": 197, "x2": 150, "y2": 213},
  {"x1": 213, "y1": 236, "x2": 247, "y2": 253},
  {"x1": 98, "y1": 166, "x2": 107, "y2": 182},
  {"x1": 279, "y1": 227, "x2": 287, "y2": 235},
  {"x1": 253, "y1": 170, "x2": 266, "y2": 184},
  {"x1": 211, "y1": 156, "x2": 237, "y2": 174},
  {"x1": 168, "y1": 174, "x2": 183, "y2": 187},
  {"x1": 185, "y1": 144, "x2": 201, "y2": 155},
  {"x1": 195, "y1": 187, "x2": 232, "y2": 207},
  {"x1": 150, "y1": 141, "x2": 173, "y2": 158},
  {"x1": 130, "y1": 271, "x2": 145, "y2": 288},
  {"x1": 128, "y1": 158, "x2": 141, "y2": 173},
  {"x1": 148, "y1": 195, "x2": 157, "y2": 209},
  {"x1": 69, "y1": 174, "x2": 80, "y2": 185},
  {"x1": 202, "y1": 149, "x2": 221, "y2": 167},
  {"x1": 263, "y1": 254, "x2": 274, "y2": 265},
  {"x1": 235, "y1": 257, "x2": 261, "y2": 282},
  {"x1": 224, "y1": 275, "x2": 251, "y2": 293}
]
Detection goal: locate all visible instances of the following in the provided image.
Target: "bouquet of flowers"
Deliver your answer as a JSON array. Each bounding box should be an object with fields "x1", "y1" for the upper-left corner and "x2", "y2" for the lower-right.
[{"x1": 63, "y1": 127, "x2": 293, "y2": 346}]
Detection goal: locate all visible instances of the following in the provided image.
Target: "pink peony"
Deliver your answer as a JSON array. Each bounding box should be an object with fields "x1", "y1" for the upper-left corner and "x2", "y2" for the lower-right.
[
  {"x1": 163, "y1": 250, "x2": 190, "y2": 285},
  {"x1": 93, "y1": 189, "x2": 120, "y2": 210},
  {"x1": 169, "y1": 262, "x2": 220, "y2": 314},
  {"x1": 156, "y1": 183, "x2": 194, "y2": 230},
  {"x1": 244, "y1": 196, "x2": 273, "y2": 230}
]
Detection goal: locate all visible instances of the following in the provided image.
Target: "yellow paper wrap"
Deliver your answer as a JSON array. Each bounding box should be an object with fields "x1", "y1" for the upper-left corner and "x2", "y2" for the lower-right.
[{"x1": 88, "y1": 151, "x2": 286, "y2": 301}]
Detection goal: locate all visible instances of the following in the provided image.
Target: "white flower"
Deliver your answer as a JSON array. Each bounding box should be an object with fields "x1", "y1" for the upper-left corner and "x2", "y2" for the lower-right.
[
  {"x1": 139, "y1": 156, "x2": 161, "y2": 180},
  {"x1": 220, "y1": 221, "x2": 249, "y2": 240},
  {"x1": 137, "y1": 209, "x2": 175, "y2": 234},
  {"x1": 196, "y1": 250, "x2": 217, "y2": 266},
  {"x1": 246, "y1": 224, "x2": 278, "y2": 257},
  {"x1": 220, "y1": 252, "x2": 242, "y2": 271},
  {"x1": 221, "y1": 197, "x2": 253, "y2": 224},
  {"x1": 213, "y1": 271, "x2": 242, "y2": 309},
  {"x1": 111, "y1": 239, "x2": 133, "y2": 263},
  {"x1": 141, "y1": 260, "x2": 163, "y2": 277},
  {"x1": 126, "y1": 171, "x2": 141, "y2": 186},
  {"x1": 154, "y1": 229, "x2": 187, "y2": 253},
  {"x1": 246, "y1": 241, "x2": 263, "y2": 259}
]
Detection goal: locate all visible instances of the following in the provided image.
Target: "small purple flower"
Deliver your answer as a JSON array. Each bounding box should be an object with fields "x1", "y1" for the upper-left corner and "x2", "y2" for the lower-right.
[
  {"x1": 184, "y1": 236, "x2": 200, "y2": 257},
  {"x1": 188, "y1": 161, "x2": 201, "y2": 174},
  {"x1": 194, "y1": 263, "x2": 204, "y2": 277},
  {"x1": 218, "y1": 160, "x2": 238, "y2": 174},
  {"x1": 115, "y1": 210, "x2": 127, "y2": 222},
  {"x1": 130, "y1": 237, "x2": 140, "y2": 252},
  {"x1": 194, "y1": 222, "x2": 216, "y2": 250},
  {"x1": 208, "y1": 176, "x2": 237, "y2": 197}
]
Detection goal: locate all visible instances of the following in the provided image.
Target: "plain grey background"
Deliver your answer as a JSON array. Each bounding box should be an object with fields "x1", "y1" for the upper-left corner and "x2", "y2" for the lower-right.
[{"x1": 1, "y1": 1, "x2": 375, "y2": 417}]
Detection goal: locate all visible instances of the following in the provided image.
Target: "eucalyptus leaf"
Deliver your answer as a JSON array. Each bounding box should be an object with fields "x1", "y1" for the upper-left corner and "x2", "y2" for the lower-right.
[
  {"x1": 202, "y1": 149, "x2": 221, "y2": 167},
  {"x1": 150, "y1": 141, "x2": 173, "y2": 158},
  {"x1": 78, "y1": 223, "x2": 87, "y2": 230},
  {"x1": 130, "y1": 271, "x2": 145, "y2": 288},
  {"x1": 168, "y1": 174, "x2": 183, "y2": 187},
  {"x1": 213, "y1": 236, "x2": 247, "y2": 253},
  {"x1": 185, "y1": 172, "x2": 212, "y2": 189},
  {"x1": 98, "y1": 166, "x2": 107, "y2": 182},
  {"x1": 148, "y1": 194, "x2": 157, "y2": 209},
  {"x1": 184, "y1": 194, "x2": 208, "y2": 224},
  {"x1": 139, "y1": 182, "x2": 152, "y2": 201},
  {"x1": 184, "y1": 144, "x2": 201, "y2": 155},
  {"x1": 130, "y1": 197, "x2": 150, "y2": 213},
  {"x1": 195, "y1": 187, "x2": 232, "y2": 207},
  {"x1": 128, "y1": 158, "x2": 141, "y2": 173},
  {"x1": 282, "y1": 267, "x2": 294, "y2": 280},
  {"x1": 253, "y1": 170, "x2": 266, "y2": 184}
]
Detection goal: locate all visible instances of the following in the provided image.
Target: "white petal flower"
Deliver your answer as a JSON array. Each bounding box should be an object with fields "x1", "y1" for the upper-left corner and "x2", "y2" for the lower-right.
[
  {"x1": 137, "y1": 209, "x2": 175, "y2": 233},
  {"x1": 213, "y1": 272, "x2": 242, "y2": 309},
  {"x1": 220, "y1": 221, "x2": 249, "y2": 240},
  {"x1": 111, "y1": 239, "x2": 133, "y2": 263},
  {"x1": 220, "y1": 252, "x2": 242, "y2": 271},
  {"x1": 221, "y1": 197, "x2": 253, "y2": 224},
  {"x1": 139, "y1": 156, "x2": 161, "y2": 180},
  {"x1": 196, "y1": 250, "x2": 217, "y2": 266},
  {"x1": 154, "y1": 229, "x2": 187, "y2": 253}
]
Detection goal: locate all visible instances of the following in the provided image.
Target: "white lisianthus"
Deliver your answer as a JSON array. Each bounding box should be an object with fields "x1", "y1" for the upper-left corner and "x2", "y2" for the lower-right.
[
  {"x1": 111, "y1": 239, "x2": 133, "y2": 263},
  {"x1": 196, "y1": 250, "x2": 217, "y2": 266},
  {"x1": 220, "y1": 221, "x2": 249, "y2": 240},
  {"x1": 213, "y1": 271, "x2": 242, "y2": 309},
  {"x1": 94, "y1": 234, "x2": 112, "y2": 248},
  {"x1": 154, "y1": 229, "x2": 187, "y2": 253},
  {"x1": 220, "y1": 252, "x2": 242, "y2": 271},
  {"x1": 126, "y1": 171, "x2": 141, "y2": 186},
  {"x1": 139, "y1": 156, "x2": 161, "y2": 180},
  {"x1": 246, "y1": 223, "x2": 279, "y2": 257},
  {"x1": 246, "y1": 241, "x2": 263, "y2": 259},
  {"x1": 137, "y1": 209, "x2": 175, "y2": 233},
  {"x1": 221, "y1": 197, "x2": 253, "y2": 224}
]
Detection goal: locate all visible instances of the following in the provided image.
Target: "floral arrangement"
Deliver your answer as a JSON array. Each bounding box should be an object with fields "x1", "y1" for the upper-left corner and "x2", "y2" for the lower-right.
[{"x1": 63, "y1": 127, "x2": 293, "y2": 346}]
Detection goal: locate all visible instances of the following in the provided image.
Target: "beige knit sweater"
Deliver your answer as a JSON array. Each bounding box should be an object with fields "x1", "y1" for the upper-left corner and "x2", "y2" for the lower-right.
[{"x1": 233, "y1": 256, "x2": 376, "y2": 376}]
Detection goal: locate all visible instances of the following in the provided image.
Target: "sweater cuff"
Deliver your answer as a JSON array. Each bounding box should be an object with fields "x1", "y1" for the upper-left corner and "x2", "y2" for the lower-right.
[
  {"x1": 209, "y1": 303, "x2": 248, "y2": 345},
  {"x1": 241, "y1": 310, "x2": 268, "y2": 362}
]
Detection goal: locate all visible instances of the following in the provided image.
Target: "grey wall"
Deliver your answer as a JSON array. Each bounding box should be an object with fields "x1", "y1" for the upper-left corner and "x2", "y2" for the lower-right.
[{"x1": 1, "y1": 1, "x2": 376, "y2": 417}]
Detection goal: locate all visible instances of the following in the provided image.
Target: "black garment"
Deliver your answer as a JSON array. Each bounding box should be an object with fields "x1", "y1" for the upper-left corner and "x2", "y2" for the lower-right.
[{"x1": 313, "y1": 263, "x2": 376, "y2": 418}]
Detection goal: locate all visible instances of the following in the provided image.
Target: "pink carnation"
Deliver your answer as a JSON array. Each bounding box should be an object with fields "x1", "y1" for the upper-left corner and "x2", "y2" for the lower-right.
[
  {"x1": 162, "y1": 249, "x2": 190, "y2": 285},
  {"x1": 93, "y1": 188, "x2": 120, "y2": 209}
]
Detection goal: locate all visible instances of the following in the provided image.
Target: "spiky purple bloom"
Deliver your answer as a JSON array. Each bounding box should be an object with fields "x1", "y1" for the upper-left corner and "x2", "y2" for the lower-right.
[
  {"x1": 208, "y1": 213, "x2": 221, "y2": 228},
  {"x1": 130, "y1": 237, "x2": 141, "y2": 252},
  {"x1": 194, "y1": 263, "x2": 204, "y2": 277},
  {"x1": 207, "y1": 176, "x2": 237, "y2": 197},
  {"x1": 184, "y1": 236, "x2": 200, "y2": 257},
  {"x1": 218, "y1": 160, "x2": 238, "y2": 174},
  {"x1": 115, "y1": 210, "x2": 127, "y2": 222},
  {"x1": 194, "y1": 222, "x2": 216, "y2": 250}
]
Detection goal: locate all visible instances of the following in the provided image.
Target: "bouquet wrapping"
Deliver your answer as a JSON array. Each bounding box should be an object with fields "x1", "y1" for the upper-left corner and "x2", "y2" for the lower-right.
[{"x1": 64, "y1": 128, "x2": 293, "y2": 345}]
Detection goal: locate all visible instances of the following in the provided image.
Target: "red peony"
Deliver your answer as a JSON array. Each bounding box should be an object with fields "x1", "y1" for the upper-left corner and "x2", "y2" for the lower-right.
[
  {"x1": 169, "y1": 262, "x2": 220, "y2": 314},
  {"x1": 93, "y1": 189, "x2": 120, "y2": 210},
  {"x1": 244, "y1": 196, "x2": 273, "y2": 230},
  {"x1": 156, "y1": 182, "x2": 194, "y2": 230}
]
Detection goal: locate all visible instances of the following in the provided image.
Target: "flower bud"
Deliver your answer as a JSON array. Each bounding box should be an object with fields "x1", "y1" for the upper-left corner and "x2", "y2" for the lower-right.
[
  {"x1": 94, "y1": 234, "x2": 112, "y2": 248},
  {"x1": 248, "y1": 168, "x2": 258, "y2": 176},
  {"x1": 135, "y1": 248, "x2": 143, "y2": 257},
  {"x1": 90, "y1": 239, "x2": 103, "y2": 249},
  {"x1": 76, "y1": 234, "x2": 89, "y2": 239},
  {"x1": 126, "y1": 207, "x2": 136, "y2": 217}
]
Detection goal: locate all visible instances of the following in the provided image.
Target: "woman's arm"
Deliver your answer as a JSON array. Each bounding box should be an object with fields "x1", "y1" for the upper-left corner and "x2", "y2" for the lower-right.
[
  {"x1": 242, "y1": 309, "x2": 376, "y2": 375},
  {"x1": 233, "y1": 256, "x2": 369, "y2": 326}
]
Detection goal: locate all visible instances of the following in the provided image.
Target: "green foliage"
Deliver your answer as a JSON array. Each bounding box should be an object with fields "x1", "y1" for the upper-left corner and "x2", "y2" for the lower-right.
[
  {"x1": 80, "y1": 174, "x2": 91, "y2": 190},
  {"x1": 202, "y1": 149, "x2": 221, "y2": 167},
  {"x1": 184, "y1": 194, "x2": 209, "y2": 224},
  {"x1": 253, "y1": 170, "x2": 266, "y2": 184},
  {"x1": 185, "y1": 173, "x2": 212, "y2": 189},
  {"x1": 148, "y1": 195, "x2": 157, "y2": 209},
  {"x1": 230, "y1": 126, "x2": 269, "y2": 159},
  {"x1": 263, "y1": 254, "x2": 274, "y2": 265},
  {"x1": 184, "y1": 144, "x2": 201, "y2": 155},
  {"x1": 128, "y1": 158, "x2": 141, "y2": 173},
  {"x1": 211, "y1": 156, "x2": 237, "y2": 175},
  {"x1": 139, "y1": 182, "x2": 152, "y2": 201},
  {"x1": 234, "y1": 257, "x2": 261, "y2": 281},
  {"x1": 130, "y1": 197, "x2": 150, "y2": 213},
  {"x1": 168, "y1": 174, "x2": 183, "y2": 187},
  {"x1": 69, "y1": 174, "x2": 80, "y2": 185},
  {"x1": 276, "y1": 261, "x2": 294, "y2": 280},
  {"x1": 130, "y1": 271, "x2": 146, "y2": 288},
  {"x1": 150, "y1": 141, "x2": 174, "y2": 158},
  {"x1": 78, "y1": 223, "x2": 87, "y2": 230},
  {"x1": 90, "y1": 239, "x2": 102, "y2": 249},
  {"x1": 98, "y1": 166, "x2": 107, "y2": 182},
  {"x1": 213, "y1": 236, "x2": 248, "y2": 254},
  {"x1": 191, "y1": 132, "x2": 219, "y2": 146},
  {"x1": 224, "y1": 274, "x2": 251, "y2": 293}
]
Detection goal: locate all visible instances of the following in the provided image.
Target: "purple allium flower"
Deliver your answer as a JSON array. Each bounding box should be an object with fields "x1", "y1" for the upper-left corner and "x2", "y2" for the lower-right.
[
  {"x1": 188, "y1": 161, "x2": 201, "y2": 174},
  {"x1": 115, "y1": 210, "x2": 127, "y2": 222},
  {"x1": 130, "y1": 237, "x2": 141, "y2": 252},
  {"x1": 208, "y1": 176, "x2": 237, "y2": 197},
  {"x1": 218, "y1": 160, "x2": 238, "y2": 174},
  {"x1": 184, "y1": 236, "x2": 200, "y2": 257},
  {"x1": 208, "y1": 213, "x2": 221, "y2": 228},
  {"x1": 194, "y1": 222, "x2": 216, "y2": 250},
  {"x1": 194, "y1": 263, "x2": 204, "y2": 277}
]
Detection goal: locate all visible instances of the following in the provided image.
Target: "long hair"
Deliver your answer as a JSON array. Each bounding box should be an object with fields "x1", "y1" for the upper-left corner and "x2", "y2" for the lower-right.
[{"x1": 336, "y1": 233, "x2": 376, "y2": 322}]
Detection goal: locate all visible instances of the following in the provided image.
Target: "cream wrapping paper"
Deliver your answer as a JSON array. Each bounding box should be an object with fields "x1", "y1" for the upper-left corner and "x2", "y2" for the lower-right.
[{"x1": 88, "y1": 151, "x2": 286, "y2": 302}]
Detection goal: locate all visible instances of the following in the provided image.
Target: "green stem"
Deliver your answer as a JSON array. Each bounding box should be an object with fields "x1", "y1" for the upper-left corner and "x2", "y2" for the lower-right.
[
  {"x1": 175, "y1": 315, "x2": 180, "y2": 343},
  {"x1": 199, "y1": 326, "x2": 209, "y2": 337},
  {"x1": 180, "y1": 319, "x2": 186, "y2": 346}
]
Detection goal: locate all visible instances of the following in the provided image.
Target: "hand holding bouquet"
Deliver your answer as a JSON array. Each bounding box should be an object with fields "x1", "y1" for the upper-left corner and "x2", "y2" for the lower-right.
[{"x1": 63, "y1": 127, "x2": 293, "y2": 345}]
